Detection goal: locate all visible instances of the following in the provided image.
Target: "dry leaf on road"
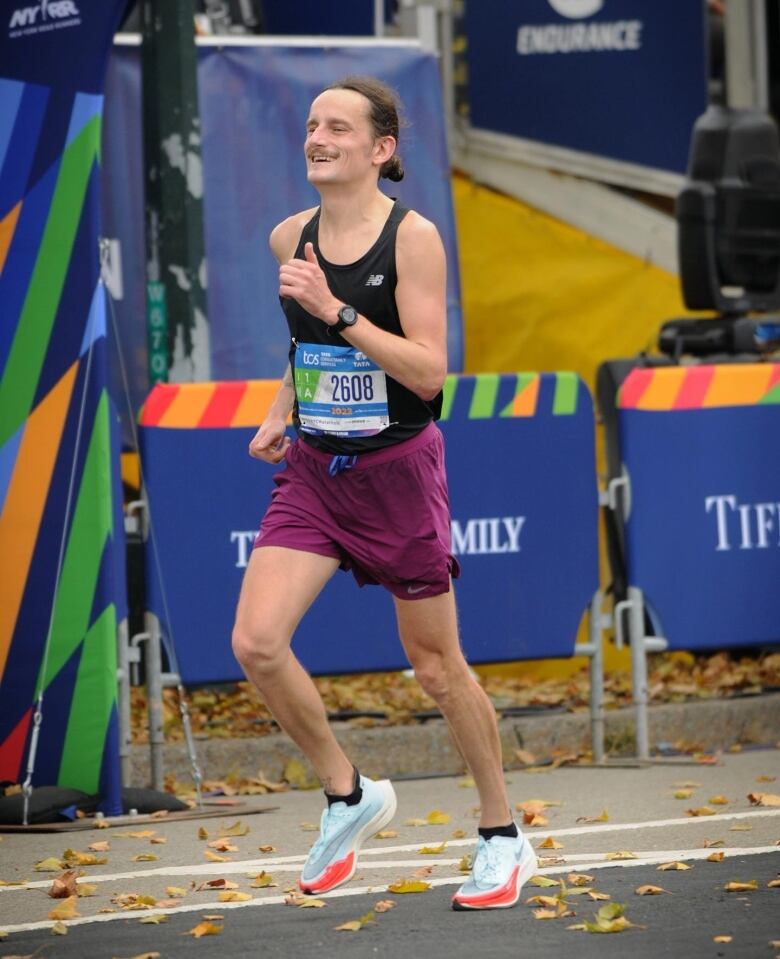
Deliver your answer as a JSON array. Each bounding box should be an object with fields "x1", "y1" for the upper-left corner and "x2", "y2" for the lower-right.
[
  {"x1": 387, "y1": 879, "x2": 431, "y2": 893},
  {"x1": 188, "y1": 921, "x2": 223, "y2": 937}
]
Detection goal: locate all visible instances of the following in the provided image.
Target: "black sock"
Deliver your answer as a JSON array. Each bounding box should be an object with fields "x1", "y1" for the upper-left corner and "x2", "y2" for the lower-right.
[
  {"x1": 478, "y1": 821, "x2": 518, "y2": 841},
  {"x1": 324, "y1": 766, "x2": 363, "y2": 807}
]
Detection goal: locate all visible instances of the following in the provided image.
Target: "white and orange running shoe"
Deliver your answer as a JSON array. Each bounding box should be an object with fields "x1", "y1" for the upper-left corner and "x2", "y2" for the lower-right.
[
  {"x1": 452, "y1": 830, "x2": 537, "y2": 910},
  {"x1": 299, "y1": 776, "x2": 396, "y2": 896}
]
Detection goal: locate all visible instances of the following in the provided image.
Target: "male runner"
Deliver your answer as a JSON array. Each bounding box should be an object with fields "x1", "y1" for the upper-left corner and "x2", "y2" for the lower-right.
[{"x1": 231, "y1": 75, "x2": 536, "y2": 910}]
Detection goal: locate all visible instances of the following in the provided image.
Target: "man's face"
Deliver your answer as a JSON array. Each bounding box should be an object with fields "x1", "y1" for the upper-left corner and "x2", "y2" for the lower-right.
[{"x1": 304, "y1": 89, "x2": 387, "y2": 185}]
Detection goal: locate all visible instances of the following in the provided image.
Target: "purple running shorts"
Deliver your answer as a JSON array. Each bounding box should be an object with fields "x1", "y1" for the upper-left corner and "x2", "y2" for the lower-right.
[{"x1": 253, "y1": 422, "x2": 460, "y2": 600}]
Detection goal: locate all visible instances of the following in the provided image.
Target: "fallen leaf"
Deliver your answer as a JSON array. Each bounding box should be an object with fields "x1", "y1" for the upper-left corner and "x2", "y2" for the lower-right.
[
  {"x1": 198, "y1": 827, "x2": 209, "y2": 840},
  {"x1": 412, "y1": 865, "x2": 434, "y2": 878},
  {"x1": 426, "y1": 810, "x2": 451, "y2": 825},
  {"x1": 48, "y1": 895, "x2": 79, "y2": 920},
  {"x1": 724, "y1": 880, "x2": 757, "y2": 891},
  {"x1": 62, "y1": 849, "x2": 106, "y2": 866},
  {"x1": 526, "y1": 895, "x2": 560, "y2": 907},
  {"x1": 747, "y1": 792, "x2": 780, "y2": 807},
  {"x1": 673, "y1": 780, "x2": 701, "y2": 788},
  {"x1": 335, "y1": 920, "x2": 364, "y2": 932},
  {"x1": 635, "y1": 885, "x2": 667, "y2": 895},
  {"x1": 451, "y1": 829, "x2": 466, "y2": 839},
  {"x1": 139, "y1": 914, "x2": 169, "y2": 924},
  {"x1": 300, "y1": 822, "x2": 319, "y2": 832},
  {"x1": 686, "y1": 807, "x2": 716, "y2": 817},
  {"x1": 298, "y1": 898, "x2": 327, "y2": 908},
  {"x1": 713, "y1": 935, "x2": 732, "y2": 943},
  {"x1": 153, "y1": 899, "x2": 181, "y2": 908},
  {"x1": 124, "y1": 831, "x2": 156, "y2": 839},
  {"x1": 458, "y1": 855, "x2": 471, "y2": 873},
  {"x1": 112, "y1": 953, "x2": 161, "y2": 958},
  {"x1": 729, "y1": 823, "x2": 752, "y2": 832},
  {"x1": 131, "y1": 854, "x2": 159, "y2": 862},
  {"x1": 567, "y1": 873, "x2": 594, "y2": 886},
  {"x1": 197, "y1": 879, "x2": 238, "y2": 891},
  {"x1": 205, "y1": 850, "x2": 231, "y2": 863},
  {"x1": 703, "y1": 838, "x2": 725, "y2": 847},
  {"x1": 282, "y1": 758, "x2": 313, "y2": 788},
  {"x1": 756, "y1": 775, "x2": 776, "y2": 783},
  {"x1": 77, "y1": 883, "x2": 97, "y2": 897},
  {"x1": 188, "y1": 921, "x2": 223, "y2": 937},
  {"x1": 657, "y1": 861, "x2": 691, "y2": 871},
  {"x1": 88, "y1": 840, "x2": 110, "y2": 852},
  {"x1": 150, "y1": 837, "x2": 168, "y2": 845},
  {"x1": 707, "y1": 851, "x2": 726, "y2": 862},
  {"x1": 458, "y1": 777, "x2": 476, "y2": 788},
  {"x1": 524, "y1": 812, "x2": 549, "y2": 827},
  {"x1": 673, "y1": 790, "x2": 694, "y2": 800},
  {"x1": 530, "y1": 875, "x2": 561, "y2": 888},
  {"x1": 576, "y1": 809, "x2": 608, "y2": 824},
  {"x1": 218, "y1": 891, "x2": 252, "y2": 902},
  {"x1": 387, "y1": 879, "x2": 431, "y2": 893},
  {"x1": 48, "y1": 870, "x2": 79, "y2": 899},
  {"x1": 533, "y1": 908, "x2": 560, "y2": 919},
  {"x1": 374, "y1": 899, "x2": 395, "y2": 912},
  {"x1": 605, "y1": 851, "x2": 637, "y2": 861},
  {"x1": 207, "y1": 839, "x2": 239, "y2": 852},
  {"x1": 767, "y1": 877, "x2": 780, "y2": 888},
  {"x1": 217, "y1": 821, "x2": 250, "y2": 838},
  {"x1": 587, "y1": 890, "x2": 611, "y2": 901},
  {"x1": 250, "y1": 872, "x2": 276, "y2": 888},
  {"x1": 418, "y1": 843, "x2": 446, "y2": 855},
  {"x1": 538, "y1": 837, "x2": 563, "y2": 850},
  {"x1": 166, "y1": 886, "x2": 187, "y2": 897},
  {"x1": 51, "y1": 921, "x2": 68, "y2": 935},
  {"x1": 375, "y1": 830, "x2": 398, "y2": 839},
  {"x1": 35, "y1": 857, "x2": 64, "y2": 872},
  {"x1": 709, "y1": 796, "x2": 729, "y2": 805}
]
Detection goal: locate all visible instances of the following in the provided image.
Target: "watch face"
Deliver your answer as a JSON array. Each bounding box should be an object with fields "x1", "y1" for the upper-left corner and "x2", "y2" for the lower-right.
[{"x1": 341, "y1": 306, "x2": 357, "y2": 325}]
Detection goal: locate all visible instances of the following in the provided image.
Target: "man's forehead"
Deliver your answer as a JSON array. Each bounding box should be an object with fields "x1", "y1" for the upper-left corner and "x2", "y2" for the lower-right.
[{"x1": 308, "y1": 89, "x2": 370, "y2": 124}]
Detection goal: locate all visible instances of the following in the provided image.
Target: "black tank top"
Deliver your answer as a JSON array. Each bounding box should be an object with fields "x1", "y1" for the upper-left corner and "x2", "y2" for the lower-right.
[{"x1": 282, "y1": 200, "x2": 443, "y2": 454}]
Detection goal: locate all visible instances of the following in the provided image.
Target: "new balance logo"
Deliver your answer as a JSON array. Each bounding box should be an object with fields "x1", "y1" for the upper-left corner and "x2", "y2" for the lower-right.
[{"x1": 365, "y1": 274, "x2": 384, "y2": 287}]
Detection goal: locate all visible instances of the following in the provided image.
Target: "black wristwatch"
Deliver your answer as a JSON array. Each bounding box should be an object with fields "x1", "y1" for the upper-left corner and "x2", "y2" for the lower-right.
[{"x1": 329, "y1": 304, "x2": 358, "y2": 335}]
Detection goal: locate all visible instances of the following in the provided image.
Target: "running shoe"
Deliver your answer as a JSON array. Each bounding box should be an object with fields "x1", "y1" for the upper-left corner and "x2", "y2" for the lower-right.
[
  {"x1": 299, "y1": 776, "x2": 397, "y2": 895},
  {"x1": 451, "y1": 829, "x2": 537, "y2": 910}
]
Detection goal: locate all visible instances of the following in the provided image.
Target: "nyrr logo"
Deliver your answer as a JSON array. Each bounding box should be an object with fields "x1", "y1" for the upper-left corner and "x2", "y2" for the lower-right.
[
  {"x1": 8, "y1": 0, "x2": 80, "y2": 33},
  {"x1": 547, "y1": 0, "x2": 603, "y2": 18}
]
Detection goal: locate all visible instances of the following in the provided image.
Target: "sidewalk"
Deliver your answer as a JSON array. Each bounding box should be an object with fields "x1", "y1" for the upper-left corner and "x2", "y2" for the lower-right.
[{"x1": 129, "y1": 691, "x2": 780, "y2": 789}]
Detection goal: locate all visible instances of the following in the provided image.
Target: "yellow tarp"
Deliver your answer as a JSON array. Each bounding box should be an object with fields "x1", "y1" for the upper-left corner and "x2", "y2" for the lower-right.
[{"x1": 453, "y1": 173, "x2": 693, "y2": 388}]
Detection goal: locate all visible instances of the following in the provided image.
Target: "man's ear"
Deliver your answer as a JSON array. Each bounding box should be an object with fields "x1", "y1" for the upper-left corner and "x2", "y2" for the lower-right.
[{"x1": 373, "y1": 135, "x2": 396, "y2": 166}]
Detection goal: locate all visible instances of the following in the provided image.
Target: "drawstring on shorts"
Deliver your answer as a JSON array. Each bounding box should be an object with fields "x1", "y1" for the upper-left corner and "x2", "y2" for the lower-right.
[{"x1": 328, "y1": 454, "x2": 358, "y2": 477}]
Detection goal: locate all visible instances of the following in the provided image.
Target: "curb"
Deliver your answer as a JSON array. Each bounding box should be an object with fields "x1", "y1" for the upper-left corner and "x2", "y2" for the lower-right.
[{"x1": 129, "y1": 692, "x2": 780, "y2": 787}]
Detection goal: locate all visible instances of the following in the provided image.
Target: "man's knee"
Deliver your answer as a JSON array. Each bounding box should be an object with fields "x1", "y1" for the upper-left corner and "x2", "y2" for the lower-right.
[{"x1": 231, "y1": 623, "x2": 289, "y2": 680}]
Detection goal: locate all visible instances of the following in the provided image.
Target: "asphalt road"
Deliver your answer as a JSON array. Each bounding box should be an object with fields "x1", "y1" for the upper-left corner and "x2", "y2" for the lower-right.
[{"x1": 1, "y1": 749, "x2": 779, "y2": 958}]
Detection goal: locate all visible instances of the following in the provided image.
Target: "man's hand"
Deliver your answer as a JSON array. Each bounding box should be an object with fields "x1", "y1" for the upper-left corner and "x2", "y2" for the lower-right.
[
  {"x1": 278, "y1": 242, "x2": 340, "y2": 324},
  {"x1": 248, "y1": 417, "x2": 291, "y2": 464}
]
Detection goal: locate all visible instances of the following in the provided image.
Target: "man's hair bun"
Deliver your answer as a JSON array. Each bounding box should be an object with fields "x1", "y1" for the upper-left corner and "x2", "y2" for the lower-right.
[{"x1": 382, "y1": 155, "x2": 405, "y2": 182}]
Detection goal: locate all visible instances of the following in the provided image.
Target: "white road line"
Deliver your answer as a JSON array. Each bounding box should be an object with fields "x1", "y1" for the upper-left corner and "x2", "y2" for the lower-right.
[
  {"x1": 2, "y1": 808, "x2": 777, "y2": 893},
  {"x1": 1, "y1": 845, "x2": 777, "y2": 936}
]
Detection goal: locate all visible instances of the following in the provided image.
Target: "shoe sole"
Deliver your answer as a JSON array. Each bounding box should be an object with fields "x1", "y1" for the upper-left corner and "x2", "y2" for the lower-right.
[
  {"x1": 451, "y1": 844, "x2": 538, "y2": 911},
  {"x1": 300, "y1": 779, "x2": 397, "y2": 896}
]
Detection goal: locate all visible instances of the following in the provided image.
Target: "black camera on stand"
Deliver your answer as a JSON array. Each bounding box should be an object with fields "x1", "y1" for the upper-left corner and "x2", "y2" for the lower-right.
[{"x1": 661, "y1": 104, "x2": 780, "y2": 358}]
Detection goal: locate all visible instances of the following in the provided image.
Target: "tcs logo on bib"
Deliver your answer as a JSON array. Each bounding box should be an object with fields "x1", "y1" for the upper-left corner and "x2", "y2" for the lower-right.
[{"x1": 546, "y1": 0, "x2": 603, "y2": 18}]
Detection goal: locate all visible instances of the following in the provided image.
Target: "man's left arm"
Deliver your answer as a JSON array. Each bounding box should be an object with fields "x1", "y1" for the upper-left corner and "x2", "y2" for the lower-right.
[{"x1": 278, "y1": 215, "x2": 448, "y2": 401}]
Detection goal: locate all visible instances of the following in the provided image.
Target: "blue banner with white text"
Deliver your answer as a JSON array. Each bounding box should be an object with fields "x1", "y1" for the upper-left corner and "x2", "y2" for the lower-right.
[{"x1": 465, "y1": 0, "x2": 708, "y2": 174}]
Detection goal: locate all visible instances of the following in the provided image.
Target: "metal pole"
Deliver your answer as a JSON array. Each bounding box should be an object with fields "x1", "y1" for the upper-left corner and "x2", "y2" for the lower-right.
[
  {"x1": 116, "y1": 618, "x2": 132, "y2": 788},
  {"x1": 627, "y1": 587, "x2": 650, "y2": 761},
  {"x1": 374, "y1": 0, "x2": 384, "y2": 36},
  {"x1": 587, "y1": 592, "x2": 605, "y2": 764},
  {"x1": 145, "y1": 612, "x2": 165, "y2": 791},
  {"x1": 725, "y1": 0, "x2": 769, "y2": 110}
]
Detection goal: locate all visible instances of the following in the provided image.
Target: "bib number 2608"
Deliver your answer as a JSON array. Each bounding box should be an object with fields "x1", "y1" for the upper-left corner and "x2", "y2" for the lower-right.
[{"x1": 331, "y1": 373, "x2": 375, "y2": 403}]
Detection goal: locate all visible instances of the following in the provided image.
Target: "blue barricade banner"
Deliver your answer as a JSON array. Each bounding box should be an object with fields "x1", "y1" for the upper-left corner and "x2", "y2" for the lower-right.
[
  {"x1": 101, "y1": 41, "x2": 462, "y2": 444},
  {"x1": 619, "y1": 364, "x2": 780, "y2": 649},
  {"x1": 0, "y1": 0, "x2": 127, "y2": 811},
  {"x1": 465, "y1": 0, "x2": 707, "y2": 174},
  {"x1": 139, "y1": 373, "x2": 598, "y2": 683}
]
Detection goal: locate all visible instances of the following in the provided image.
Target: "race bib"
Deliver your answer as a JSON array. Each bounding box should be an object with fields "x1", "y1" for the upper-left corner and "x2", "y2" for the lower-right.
[{"x1": 294, "y1": 342, "x2": 389, "y2": 437}]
